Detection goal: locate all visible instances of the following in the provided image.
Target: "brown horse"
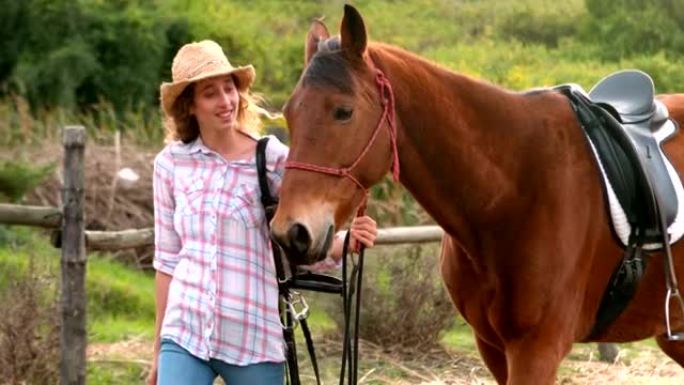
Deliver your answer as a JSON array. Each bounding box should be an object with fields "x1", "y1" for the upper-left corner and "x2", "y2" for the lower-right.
[{"x1": 270, "y1": 5, "x2": 684, "y2": 384}]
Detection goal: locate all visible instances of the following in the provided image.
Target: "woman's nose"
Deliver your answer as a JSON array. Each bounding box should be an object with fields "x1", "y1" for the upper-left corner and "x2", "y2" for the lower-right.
[{"x1": 218, "y1": 90, "x2": 231, "y2": 107}]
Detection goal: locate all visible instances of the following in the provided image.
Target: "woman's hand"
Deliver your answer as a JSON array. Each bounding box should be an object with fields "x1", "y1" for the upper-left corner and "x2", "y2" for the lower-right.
[
  {"x1": 325, "y1": 216, "x2": 378, "y2": 264},
  {"x1": 349, "y1": 215, "x2": 378, "y2": 249},
  {"x1": 147, "y1": 359, "x2": 158, "y2": 385}
]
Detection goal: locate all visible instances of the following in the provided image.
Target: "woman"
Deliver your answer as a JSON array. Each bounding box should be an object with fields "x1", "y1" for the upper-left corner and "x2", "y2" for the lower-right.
[{"x1": 149, "y1": 40, "x2": 378, "y2": 385}]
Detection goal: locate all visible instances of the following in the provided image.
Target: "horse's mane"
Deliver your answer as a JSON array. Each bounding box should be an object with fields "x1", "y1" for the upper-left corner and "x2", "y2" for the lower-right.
[
  {"x1": 304, "y1": 36, "x2": 546, "y2": 122},
  {"x1": 303, "y1": 36, "x2": 353, "y2": 93},
  {"x1": 368, "y1": 42, "x2": 548, "y2": 99}
]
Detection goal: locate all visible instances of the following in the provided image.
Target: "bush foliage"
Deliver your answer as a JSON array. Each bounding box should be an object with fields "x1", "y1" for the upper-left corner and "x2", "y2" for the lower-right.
[
  {"x1": 2, "y1": 0, "x2": 684, "y2": 118},
  {"x1": 0, "y1": 257, "x2": 60, "y2": 385},
  {"x1": 324, "y1": 244, "x2": 456, "y2": 350},
  {"x1": 0, "y1": 160, "x2": 55, "y2": 202}
]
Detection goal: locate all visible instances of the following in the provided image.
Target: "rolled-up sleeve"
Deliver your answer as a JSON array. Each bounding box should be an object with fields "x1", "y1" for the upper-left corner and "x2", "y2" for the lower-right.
[
  {"x1": 265, "y1": 135, "x2": 289, "y2": 196},
  {"x1": 153, "y1": 149, "x2": 181, "y2": 275}
]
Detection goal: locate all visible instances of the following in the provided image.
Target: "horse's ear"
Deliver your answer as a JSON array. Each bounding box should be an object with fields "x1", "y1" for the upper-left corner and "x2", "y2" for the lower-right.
[
  {"x1": 340, "y1": 4, "x2": 367, "y2": 59},
  {"x1": 305, "y1": 19, "x2": 330, "y2": 66}
]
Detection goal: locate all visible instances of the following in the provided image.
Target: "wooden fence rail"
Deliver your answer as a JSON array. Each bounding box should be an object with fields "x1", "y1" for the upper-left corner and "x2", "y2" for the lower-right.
[
  {"x1": 0, "y1": 203, "x2": 445, "y2": 249},
  {"x1": 0, "y1": 204, "x2": 62, "y2": 227}
]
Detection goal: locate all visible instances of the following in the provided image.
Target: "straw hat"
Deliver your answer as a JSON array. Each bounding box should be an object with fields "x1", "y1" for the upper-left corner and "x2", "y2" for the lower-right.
[{"x1": 160, "y1": 40, "x2": 255, "y2": 117}]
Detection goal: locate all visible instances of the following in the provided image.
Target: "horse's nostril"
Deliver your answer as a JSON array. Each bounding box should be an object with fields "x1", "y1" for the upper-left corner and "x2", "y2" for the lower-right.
[{"x1": 288, "y1": 223, "x2": 311, "y2": 256}]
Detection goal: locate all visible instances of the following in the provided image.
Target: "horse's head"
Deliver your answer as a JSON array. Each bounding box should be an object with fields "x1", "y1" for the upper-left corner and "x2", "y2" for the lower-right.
[{"x1": 271, "y1": 5, "x2": 399, "y2": 265}]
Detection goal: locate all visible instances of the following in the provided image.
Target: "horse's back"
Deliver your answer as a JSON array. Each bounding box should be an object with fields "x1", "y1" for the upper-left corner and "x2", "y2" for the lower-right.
[
  {"x1": 439, "y1": 93, "x2": 684, "y2": 344},
  {"x1": 660, "y1": 94, "x2": 684, "y2": 118},
  {"x1": 660, "y1": 94, "x2": 684, "y2": 197}
]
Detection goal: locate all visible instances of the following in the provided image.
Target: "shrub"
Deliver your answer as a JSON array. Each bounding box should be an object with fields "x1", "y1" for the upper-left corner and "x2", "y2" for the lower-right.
[
  {"x1": 0, "y1": 257, "x2": 60, "y2": 385},
  {"x1": 6, "y1": 0, "x2": 191, "y2": 114},
  {"x1": 496, "y1": 1, "x2": 582, "y2": 48},
  {"x1": 324, "y1": 244, "x2": 456, "y2": 350},
  {"x1": 0, "y1": 160, "x2": 55, "y2": 202},
  {"x1": 582, "y1": 0, "x2": 684, "y2": 60}
]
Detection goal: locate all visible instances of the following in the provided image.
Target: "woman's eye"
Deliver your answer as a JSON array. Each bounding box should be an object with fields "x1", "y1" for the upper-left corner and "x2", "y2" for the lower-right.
[{"x1": 333, "y1": 107, "x2": 353, "y2": 121}]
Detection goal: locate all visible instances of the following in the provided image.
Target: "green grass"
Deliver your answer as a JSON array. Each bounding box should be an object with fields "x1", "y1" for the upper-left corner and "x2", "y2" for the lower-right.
[
  {"x1": 0, "y1": 226, "x2": 59, "y2": 290},
  {"x1": 87, "y1": 362, "x2": 146, "y2": 384},
  {"x1": 0, "y1": 226, "x2": 154, "y2": 384},
  {"x1": 441, "y1": 320, "x2": 478, "y2": 353},
  {"x1": 0, "y1": 226, "x2": 155, "y2": 344},
  {"x1": 87, "y1": 253, "x2": 155, "y2": 342}
]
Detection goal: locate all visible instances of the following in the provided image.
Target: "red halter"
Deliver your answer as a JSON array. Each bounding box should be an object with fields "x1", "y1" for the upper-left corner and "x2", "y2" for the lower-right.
[{"x1": 285, "y1": 68, "x2": 400, "y2": 216}]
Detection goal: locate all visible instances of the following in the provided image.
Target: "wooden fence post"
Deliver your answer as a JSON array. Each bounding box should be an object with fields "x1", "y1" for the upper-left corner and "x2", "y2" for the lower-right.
[{"x1": 60, "y1": 126, "x2": 86, "y2": 385}]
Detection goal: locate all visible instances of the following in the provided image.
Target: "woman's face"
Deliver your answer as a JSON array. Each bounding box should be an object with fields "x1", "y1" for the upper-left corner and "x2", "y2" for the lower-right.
[{"x1": 191, "y1": 75, "x2": 240, "y2": 132}]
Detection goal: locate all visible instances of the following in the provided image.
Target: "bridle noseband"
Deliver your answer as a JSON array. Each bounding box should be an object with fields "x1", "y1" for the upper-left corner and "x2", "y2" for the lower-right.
[{"x1": 284, "y1": 67, "x2": 400, "y2": 215}]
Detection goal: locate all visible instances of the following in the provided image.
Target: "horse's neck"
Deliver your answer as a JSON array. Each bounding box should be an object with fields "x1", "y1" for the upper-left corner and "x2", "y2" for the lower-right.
[{"x1": 372, "y1": 46, "x2": 557, "y2": 240}]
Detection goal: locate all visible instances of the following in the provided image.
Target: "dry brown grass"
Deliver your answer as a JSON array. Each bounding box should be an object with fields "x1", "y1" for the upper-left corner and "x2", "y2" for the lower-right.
[
  {"x1": 361, "y1": 246, "x2": 455, "y2": 349},
  {"x1": 0, "y1": 259, "x2": 60, "y2": 385},
  {"x1": 91, "y1": 333, "x2": 684, "y2": 384},
  {"x1": 310, "y1": 337, "x2": 684, "y2": 384},
  {"x1": 555, "y1": 344, "x2": 684, "y2": 385},
  {"x1": 4, "y1": 137, "x2": 158, "y2": 267}
]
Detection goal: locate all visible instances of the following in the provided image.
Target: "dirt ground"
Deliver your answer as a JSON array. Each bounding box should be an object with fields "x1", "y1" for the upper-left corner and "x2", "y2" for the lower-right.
[{"x1": 88, "y1": 337, "x2": 684, "y2": 385}]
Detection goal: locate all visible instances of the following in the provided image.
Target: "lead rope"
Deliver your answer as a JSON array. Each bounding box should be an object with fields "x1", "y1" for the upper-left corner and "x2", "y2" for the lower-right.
[{"x1": 339, "y1": 227, "x2": 365, "y2": 385}]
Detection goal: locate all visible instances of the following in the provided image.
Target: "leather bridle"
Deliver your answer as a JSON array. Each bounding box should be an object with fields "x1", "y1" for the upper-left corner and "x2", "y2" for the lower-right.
[{"x1": 285, "y1": 67, "x2": 400, "y2": 216}]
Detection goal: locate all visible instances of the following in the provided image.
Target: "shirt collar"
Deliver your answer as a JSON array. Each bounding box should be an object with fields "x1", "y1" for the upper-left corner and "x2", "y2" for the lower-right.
[
  {"x1": 171, "y1": 133, "x2": 261, "y2": 163},
  {"x1": 171, "y1": 136, "x2": 211, "y2": 156}
]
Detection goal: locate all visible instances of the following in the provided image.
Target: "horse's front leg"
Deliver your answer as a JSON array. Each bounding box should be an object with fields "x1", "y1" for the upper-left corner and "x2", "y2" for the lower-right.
[
  {"x1": 503, "y1": 330, "x2": 573, "y2": 385},
  {"x1": 495, "y1": 263, "x2": 579, "y2": 384},
  {"x1": 475, "y1": 336, "x2": 508, "y2": 384},
  {"x1": 440, "y1": 236, "x2": 509, "y2": 382}
]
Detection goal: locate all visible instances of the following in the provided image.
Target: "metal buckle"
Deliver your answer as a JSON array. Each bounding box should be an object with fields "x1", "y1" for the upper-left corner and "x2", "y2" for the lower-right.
[{"x1": 280, "y1": 291, "x2": 310, "y2": 329}]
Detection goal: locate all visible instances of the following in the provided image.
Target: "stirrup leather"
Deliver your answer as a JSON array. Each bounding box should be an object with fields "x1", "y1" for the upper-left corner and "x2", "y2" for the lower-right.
[{"x1": 657, "y1": 200, "x2": 684, "y2": 341}]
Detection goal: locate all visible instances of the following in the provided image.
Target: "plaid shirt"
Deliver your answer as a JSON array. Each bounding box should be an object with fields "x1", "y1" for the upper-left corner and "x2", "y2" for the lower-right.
[{"x1": 153, "y1": 135, "x2": 339, "y2": 365}]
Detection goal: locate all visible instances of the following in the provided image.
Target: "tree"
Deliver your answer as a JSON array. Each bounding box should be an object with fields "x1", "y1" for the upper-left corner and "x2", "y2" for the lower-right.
[{"x1": 583, "y1": 0, "x2": 684, "y2": 60}]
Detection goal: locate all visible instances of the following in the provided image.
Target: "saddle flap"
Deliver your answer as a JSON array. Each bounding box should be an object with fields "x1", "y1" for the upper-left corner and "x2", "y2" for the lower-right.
[
  {"x1": 589, "y1": 70, "x2": 655, "y2": 123},
  {"x1": 558, "y1": 84, "x2": 682, "y2": 248}
]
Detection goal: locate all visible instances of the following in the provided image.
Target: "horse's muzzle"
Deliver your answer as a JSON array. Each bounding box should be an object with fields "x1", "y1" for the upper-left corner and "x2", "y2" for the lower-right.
[{"x1": 272, "y1": 222, "x2": 334, "y2": 266}]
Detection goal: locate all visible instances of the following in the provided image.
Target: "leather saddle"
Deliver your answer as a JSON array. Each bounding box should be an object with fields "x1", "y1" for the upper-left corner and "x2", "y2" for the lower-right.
[
  {"x1": 556, "y1": 70, "x2": 681, "y2": 339},
  {"x1": 558, "y1": 70, "x2": 678, "y2": 246}
]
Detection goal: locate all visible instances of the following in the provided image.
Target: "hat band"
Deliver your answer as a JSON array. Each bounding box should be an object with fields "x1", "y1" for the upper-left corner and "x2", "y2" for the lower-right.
[{"x1": 183, "y1": 60, "x2": 229, "y2": 80}]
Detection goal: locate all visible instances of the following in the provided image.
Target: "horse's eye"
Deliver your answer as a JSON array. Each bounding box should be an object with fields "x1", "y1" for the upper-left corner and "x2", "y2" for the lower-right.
[{"x1": 333, "y1": 107, "x2": 353, "y2": 121}]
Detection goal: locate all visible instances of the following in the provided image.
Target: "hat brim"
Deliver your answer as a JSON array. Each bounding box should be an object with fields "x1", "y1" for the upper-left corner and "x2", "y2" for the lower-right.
[{"x1": 160, "y1": 64, "x2": 255, "y2": 117}]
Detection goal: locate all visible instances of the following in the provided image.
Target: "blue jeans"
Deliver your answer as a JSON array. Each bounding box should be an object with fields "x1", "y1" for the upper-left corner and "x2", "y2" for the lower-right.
[{"x1": 157, "y1": 339, "x2": 285, "y2": 385}]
